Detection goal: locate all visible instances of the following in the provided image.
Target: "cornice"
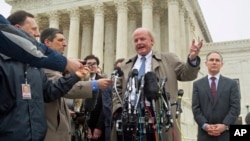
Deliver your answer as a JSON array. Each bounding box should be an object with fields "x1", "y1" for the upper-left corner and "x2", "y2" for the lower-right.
[
  {"x1": 188, "y1": 0, "x2": 212, "y2": 43},
  {"x1": 200, "y1": 39, "x2": 250, "y2": 55}
]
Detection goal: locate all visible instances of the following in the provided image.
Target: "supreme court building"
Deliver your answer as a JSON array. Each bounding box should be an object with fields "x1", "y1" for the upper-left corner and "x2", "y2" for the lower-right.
[{"x1": 6, "y1": 0, "x2": 250, "y2": 140}]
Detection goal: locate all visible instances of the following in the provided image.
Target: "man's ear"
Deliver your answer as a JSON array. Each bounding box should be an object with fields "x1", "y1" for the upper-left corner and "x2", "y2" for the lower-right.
[
  {"x1": 44, "y1": 39, "x2": 50, "y2": 46},
  {"x1": 15, "y1": 24, "x2": 21, "y2": 28}
]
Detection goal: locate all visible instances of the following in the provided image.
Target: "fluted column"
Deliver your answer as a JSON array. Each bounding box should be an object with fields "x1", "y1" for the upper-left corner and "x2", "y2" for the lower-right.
[
  {"x1": 153, "y1": 8, "x2": 161, "y2": 52},
  {"x1": 179, "y1": 6, "x2": 186, "y2": 60},
  {"x1": 141, "y1": 0, "x2": 153, "y2": 31},
  {"x1": 160, "y1": 15, "x2": 169, "y2": 52},
  {"x1": 61, "y1": 16, "x2": 70, "y2": 55},
  {"x1": 48, "y1": 11, "x2": 59, "y2": 29},
  {"x1": 115, "y1": 0, "x2": 128, "y2": 59},
  {"x1": 67, "y1": 8, "x2": 80, "y2": 58},
  {"x1": 127, "y1": 12, "x2": 137, "y2": 57},
  {"x1": 168, "y1": 0, "x2": 180, "y2": 53},
  {"x1": 104, "y1": 10, "x2": 116, "y2": 76},
  {"x1": 80, "y1": 13, "x2": 92, "y2": 59},
  {"x1": 92, "y1": 3, "x2": 105, "y2": 67}
]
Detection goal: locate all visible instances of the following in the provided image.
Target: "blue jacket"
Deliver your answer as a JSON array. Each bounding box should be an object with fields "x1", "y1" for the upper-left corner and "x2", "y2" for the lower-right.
[
  {"x1": 0, "y1": 14, "x2": 67, "y2": 72},
  {"x1": 0, "y1": 54, "x2": 80, "y2": 141}
]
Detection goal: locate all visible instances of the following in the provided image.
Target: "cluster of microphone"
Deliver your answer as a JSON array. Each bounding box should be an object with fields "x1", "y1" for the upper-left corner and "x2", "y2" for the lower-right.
[{"x1": 111, "y1": 67, "x2": 184, "y2": 133}]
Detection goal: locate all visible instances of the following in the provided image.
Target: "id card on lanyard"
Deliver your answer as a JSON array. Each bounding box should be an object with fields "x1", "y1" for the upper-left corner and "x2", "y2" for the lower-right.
[{"x1": 21, "y1": 64, "x2": 32, "y2": 99}]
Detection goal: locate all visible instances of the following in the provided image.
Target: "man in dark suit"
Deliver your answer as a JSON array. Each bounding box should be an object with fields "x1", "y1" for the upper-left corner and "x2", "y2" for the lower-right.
[{"x1": 192, "y1": 51, "x2": 241, "y2": 141}]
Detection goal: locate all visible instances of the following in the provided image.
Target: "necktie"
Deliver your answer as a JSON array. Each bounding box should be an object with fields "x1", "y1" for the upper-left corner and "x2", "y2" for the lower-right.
[
  {"x1": 138, "y1": 56, "x2": 146, "y2": 79},
  {"x1": 210, "y1": 77, "x2": 216, "y2": 99}
]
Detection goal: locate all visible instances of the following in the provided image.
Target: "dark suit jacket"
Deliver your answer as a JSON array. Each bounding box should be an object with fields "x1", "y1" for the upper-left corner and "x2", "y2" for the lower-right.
[
  {"x1": 192, "y1": 75, "x2": 241, "y2": 141},
  {"x1": 85, "y1": 74, "x2": 105, "y2": 140}
]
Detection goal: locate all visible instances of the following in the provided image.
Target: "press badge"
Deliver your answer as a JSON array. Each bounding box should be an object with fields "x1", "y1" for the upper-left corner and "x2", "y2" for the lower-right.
[{"x1": 22, "y1": 84, "x2": 32, "y2": 99}]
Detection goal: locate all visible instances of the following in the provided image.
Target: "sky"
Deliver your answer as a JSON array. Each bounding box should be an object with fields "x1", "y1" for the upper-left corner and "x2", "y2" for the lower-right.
[{"x1": 0, "y1": 0, "x2": 250, "y2": 42}]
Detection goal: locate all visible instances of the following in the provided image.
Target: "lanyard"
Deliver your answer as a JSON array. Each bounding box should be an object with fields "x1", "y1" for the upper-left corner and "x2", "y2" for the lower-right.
[{"x1": 23, "y1": 64, "x2": 29, "y2": 84}]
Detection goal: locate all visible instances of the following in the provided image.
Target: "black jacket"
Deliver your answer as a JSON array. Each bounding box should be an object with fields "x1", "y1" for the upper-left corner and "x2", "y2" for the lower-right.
[{"x1": 0, "y1": 54, "x2": 80, "y2": 141}]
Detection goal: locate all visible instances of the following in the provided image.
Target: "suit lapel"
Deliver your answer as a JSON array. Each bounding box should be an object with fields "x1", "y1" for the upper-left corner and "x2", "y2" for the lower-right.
[
  {"x1": 214, "y1": 75, "x2": 226, "y2": 105},
  {"x1": 202, "y1": 76, "x2": 214, "y2": 102}
]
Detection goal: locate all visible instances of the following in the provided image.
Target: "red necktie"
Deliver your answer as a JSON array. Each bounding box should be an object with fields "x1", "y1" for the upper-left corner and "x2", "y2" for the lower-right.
[{"x1": 210, "y1": 77, "x2": 216, "y2": 99}]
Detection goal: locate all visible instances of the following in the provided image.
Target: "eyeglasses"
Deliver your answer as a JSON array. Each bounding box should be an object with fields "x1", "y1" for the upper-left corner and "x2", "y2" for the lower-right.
[{"x1": 86, "y1": 62, "x2": 97, "y2": 66}]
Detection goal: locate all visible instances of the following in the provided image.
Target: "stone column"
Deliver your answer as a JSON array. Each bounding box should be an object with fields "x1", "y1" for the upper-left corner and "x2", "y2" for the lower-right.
[
  {"x1": 160, "y1": 15, "x2": 169, "y2": 52},
  {"x1": 92, "y1": 3, "x2": 105, "y2": 67},
  {"x1": 104, "y1": 10, "x2": 116, "y2": 76},
  {"x1": 179, "y1": 6, "x2": 186, "y2": 60},
  {"x1": 115, "y1": 0, "x2": 128, "y2": 59},
  {"x1": 168, "y1": 0, "x2": 180, "y2": 54},
  {"x1": 127, "y1": 12, "x2": 137, "y2": 57},
  {"x1": 61, "y1": 16, "x2": 70, "y2": 56},
  {"x1": 153, "y1": 8, "x2": 161, "y2": 52},
  {"x1": 80, "y1": 13, "x2": 92, "y2": 59},
  {"x1": 141, "y1": 0, "x2": 153, "y2": 31},
  {"x1": 67, "y1": 8, "x2": 80, "y2": 58},
  {"x1": 48, "y1": 11, "x2": 59, "y2": 29}
]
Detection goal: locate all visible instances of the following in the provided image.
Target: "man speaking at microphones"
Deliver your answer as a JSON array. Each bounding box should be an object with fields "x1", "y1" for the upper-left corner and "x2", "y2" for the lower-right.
[{"x1": 111, "y1": 27, "x2": 203, "y2": 141}]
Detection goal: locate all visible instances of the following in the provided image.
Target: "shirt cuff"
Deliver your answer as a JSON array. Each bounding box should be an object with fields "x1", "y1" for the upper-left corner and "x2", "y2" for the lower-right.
[
  {"x1": 91, "y1": 80, "x2": 99, "y2": 92},
  {"x1": 202, "y1": 123, "x2": 208, "y2": 130}
]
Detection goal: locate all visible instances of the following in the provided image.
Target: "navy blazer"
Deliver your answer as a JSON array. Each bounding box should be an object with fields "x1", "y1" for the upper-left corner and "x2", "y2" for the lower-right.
[{"x1": 192, "y1": 75, "x2": 241, "y2": 141}]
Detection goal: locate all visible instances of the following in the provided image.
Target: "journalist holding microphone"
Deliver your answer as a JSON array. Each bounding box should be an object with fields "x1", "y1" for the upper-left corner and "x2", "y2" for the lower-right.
[{"x1": 111, "y1": 27, "x2": 203, "y2": 141}]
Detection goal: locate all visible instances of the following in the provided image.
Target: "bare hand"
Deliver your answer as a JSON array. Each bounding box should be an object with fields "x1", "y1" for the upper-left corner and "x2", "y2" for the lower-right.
[
  {"x1": 92, "y1": 128, "x2": 102, "y2": 140},
  {"x1": 75, "y1": 66, "x2": 90, "y2": 78},
  {"x1": 189, "y1": 39, "x2": 203, "y2": 60},
  {"x1": 66, "y1": 58, "x2": 83, "y2": 73},
  {"x1": 97, "y1": 78, "x2": 113, "y2": 90}
]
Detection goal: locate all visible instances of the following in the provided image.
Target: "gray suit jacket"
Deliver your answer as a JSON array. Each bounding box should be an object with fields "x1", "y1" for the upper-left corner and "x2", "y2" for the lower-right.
[
  {"x1": 112, "y1": 51, "x2": 201, "y2": 141},
  {"x1": 192, "y1": 75, "x2": 241, "y2": 141}
]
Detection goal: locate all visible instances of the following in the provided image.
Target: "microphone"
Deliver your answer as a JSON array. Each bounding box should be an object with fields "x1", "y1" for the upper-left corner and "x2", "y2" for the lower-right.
[
  {"x1": 144, "y1": 72, "x2": 160, "y2": 100},
  {"x1": 132, "y1": 69, "x2": 139, "y2": 93},
  {"x1": 159, "y1": 77, "x2": 167, "y2": 93},
  {"x1": 176, "y1": 89, "x2": 184, "y2": 119},
  {"x1": 111, "y1": 67, "x2": 123, "y2": 77}
]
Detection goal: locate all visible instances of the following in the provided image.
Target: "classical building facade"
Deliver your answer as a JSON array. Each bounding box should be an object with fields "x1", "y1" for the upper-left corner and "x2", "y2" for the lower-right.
[{"x1": 6, "y1": 0, "x2": 250, "y2": 140}]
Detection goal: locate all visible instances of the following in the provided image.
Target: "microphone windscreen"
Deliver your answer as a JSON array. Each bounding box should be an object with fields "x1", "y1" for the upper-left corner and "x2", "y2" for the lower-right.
[
  {"x1": 144, "y1": 72, "x2": 160, "y2": 100},
  {"x1": 114, "y1": 67, "x2": 124, "y2": 77}
]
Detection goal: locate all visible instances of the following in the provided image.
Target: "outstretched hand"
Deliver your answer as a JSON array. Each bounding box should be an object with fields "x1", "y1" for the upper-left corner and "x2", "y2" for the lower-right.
[
  {"x1": 189, "y1": 39, "x2": 203, "y2": 60},
  {"x1": 75, "y1": 66, "x2": 90, "y2": 78}
]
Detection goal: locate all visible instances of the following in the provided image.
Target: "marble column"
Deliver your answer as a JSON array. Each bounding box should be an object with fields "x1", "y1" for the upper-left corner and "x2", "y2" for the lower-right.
[
  {"x1": 141, "y1": 0, "x2": 153, "y2": 31},
  {"x1": 160, "y1": 16, "x2": 169, "y2": 52},
  {"x1": 168, "y1": 0, "x2": 180, "y2": 54},
  {"x1": 67, "y1": 8, "x2": 80, "y2": 58},
  {"x1": 92, "y1": 3, "x2": 105, "y2": 67},
  {"x1": 179, "y1": 6, "x2": 186, "y2": 60},
  {"x1": 127, "y1": 12, "x2": 137, "y2": 57},
  {"x1": 153, "y1": 8, "x2": 161, "y2": 52},
  {"x1": 115, "y1": 0, "x2": 128, "y2": 59},
  {"x1": 80, "y1": 13, "x2": 92, "y2": 59},
  {"x1": 104, "y1": 10, "x2": 116, "y2": 76},
  {"x1": 48, "y1": 11, "x2": 59, "y2": 29},
  {"x1": 62, "y1": 22, "x2": 69, "y2": 56}
]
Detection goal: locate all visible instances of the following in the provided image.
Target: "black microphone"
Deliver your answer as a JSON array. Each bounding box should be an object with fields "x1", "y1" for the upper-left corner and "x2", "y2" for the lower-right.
[
  {"x1": 176, "y1": 89, "x2": 184, "y2": 119},
  {"x1": 132, "y1": 69, "x2": 138, "y2": 93},
  {"x1": 144, "y1": 72, "x2": 160, "y2": 100},
  {"x1": 111, "y1": 67, "x2": 124, "y2": 77}
]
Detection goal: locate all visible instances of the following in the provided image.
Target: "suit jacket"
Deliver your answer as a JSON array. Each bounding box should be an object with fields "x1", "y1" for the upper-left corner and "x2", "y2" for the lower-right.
[
  {"x1": 112, "y1": 51, "x2": 200, "y2": 141},
  {"x1": 192, "y1": 75, "x2": 241, "y2": 141},
  {"x1": 43, "y1": 69, "x2": 93, "y2": 141}
]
